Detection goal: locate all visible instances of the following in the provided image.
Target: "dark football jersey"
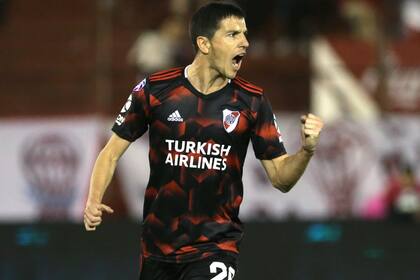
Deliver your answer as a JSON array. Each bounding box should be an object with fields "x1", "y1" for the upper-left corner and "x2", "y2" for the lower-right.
[{"x1": 112, "y1": 66, "x2": 286, "y2": 263}]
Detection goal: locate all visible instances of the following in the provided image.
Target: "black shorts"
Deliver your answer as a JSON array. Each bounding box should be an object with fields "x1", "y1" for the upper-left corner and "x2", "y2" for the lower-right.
[{"x1": 139, "y1": 252, "x2": 239, "y2": 280}]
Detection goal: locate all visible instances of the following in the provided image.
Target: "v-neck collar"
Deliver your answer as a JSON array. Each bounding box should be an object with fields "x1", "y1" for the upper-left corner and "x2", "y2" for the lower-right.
[{"x1": 183, "y1": 65, "x2": 231, "y2": 99}]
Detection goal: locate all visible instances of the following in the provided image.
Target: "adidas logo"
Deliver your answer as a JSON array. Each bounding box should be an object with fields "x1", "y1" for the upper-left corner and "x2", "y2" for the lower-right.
[{"x1": 167, "y1": 110, "x2": 183, "y2": 122}]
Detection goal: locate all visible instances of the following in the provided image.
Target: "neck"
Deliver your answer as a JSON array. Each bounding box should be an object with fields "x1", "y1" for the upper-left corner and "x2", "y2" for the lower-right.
[{"x1": 186, "y1": 55, "x2": 229, "y2": 95}]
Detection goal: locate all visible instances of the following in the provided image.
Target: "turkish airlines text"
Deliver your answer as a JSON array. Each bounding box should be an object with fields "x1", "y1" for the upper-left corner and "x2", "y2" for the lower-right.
[{"x1": 164, "y1": 140, "x2": 231, "y2": 171}]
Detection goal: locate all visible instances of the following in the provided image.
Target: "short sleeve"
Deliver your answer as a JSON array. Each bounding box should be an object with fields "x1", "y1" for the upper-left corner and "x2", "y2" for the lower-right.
[
  {"x1": 112, "y1": 78, "x2": 150, "y2": 142},
  {"x1": 251, "y1": 95, "x2": 287, "y2": 160}
]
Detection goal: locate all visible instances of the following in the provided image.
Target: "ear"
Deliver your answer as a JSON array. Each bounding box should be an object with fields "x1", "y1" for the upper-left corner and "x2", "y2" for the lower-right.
[{"x1": 196, "y1": 36, "x2": 211, "y2": 54}]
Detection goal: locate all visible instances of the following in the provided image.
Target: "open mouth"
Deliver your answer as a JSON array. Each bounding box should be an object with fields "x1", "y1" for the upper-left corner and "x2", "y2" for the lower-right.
[{"x1": 232, "y1": 54, "x2": 245, "y2": 70}]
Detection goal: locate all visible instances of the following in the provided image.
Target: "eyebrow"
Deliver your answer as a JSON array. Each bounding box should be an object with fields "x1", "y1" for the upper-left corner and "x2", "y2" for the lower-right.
[{"x1": 227, "y1": 29, "x2": 248, "y2": 35}]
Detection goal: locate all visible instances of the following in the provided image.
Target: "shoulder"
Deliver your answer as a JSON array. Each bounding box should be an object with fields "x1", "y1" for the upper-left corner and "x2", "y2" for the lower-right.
[
  {"x1": 232, "y1": 76, "x2": 264, "y2": 96},
  {"x1": 138, "y1": 67, "x2": 184, "y2": 102},
  {"x1": 131, "y1": 67, "x2": 184, "y2": 94},
  {"x1": 148, "y1": 67, "x2": 184, "y2": 83}
]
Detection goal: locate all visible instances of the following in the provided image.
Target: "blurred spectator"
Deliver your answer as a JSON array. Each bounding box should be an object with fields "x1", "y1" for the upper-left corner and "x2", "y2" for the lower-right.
[
  {"x1": 0, "y1": 0, "x2": 9, "y2": 25},
  {"x1": 384, "y1": 163, "x2": 420, "y2": 222},
  {"x1": 169, "y1": 0, "x2": 190, "y2": 16},
  {"x1": 127, "y1": 16, "x2": 187, "y2": 77},
  {"x1": 275, "y1": 0, "x2": 347, "y2": 39},
  {"x1": 403, "y1": 0, "x2": 420, "y2": 36},
  {"x1": 382, "y1": 0, "x2": 404, "y2": 39},
  {"x1": 364, "y1": 154, "x2": 420, "y2": 222},
  {"x1": 340, "y1": 0, "x2": 377, "y2": 41}
]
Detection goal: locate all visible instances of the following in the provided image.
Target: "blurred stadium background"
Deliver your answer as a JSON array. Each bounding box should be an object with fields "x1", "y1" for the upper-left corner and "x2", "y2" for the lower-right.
[{"x1": 1, "y1": 0, "x2": 420, "y2": 279}]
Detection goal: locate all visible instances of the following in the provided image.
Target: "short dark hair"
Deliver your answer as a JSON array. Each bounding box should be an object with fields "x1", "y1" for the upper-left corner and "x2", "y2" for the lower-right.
[{"x1": 189, "y1": 1, "x2": 246, "y2": 52}]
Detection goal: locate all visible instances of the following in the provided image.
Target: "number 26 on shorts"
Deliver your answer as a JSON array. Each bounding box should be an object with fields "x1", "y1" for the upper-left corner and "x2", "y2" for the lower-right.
[{"x1": 210, "y1": 261, "x2": 235, "y2": 280}]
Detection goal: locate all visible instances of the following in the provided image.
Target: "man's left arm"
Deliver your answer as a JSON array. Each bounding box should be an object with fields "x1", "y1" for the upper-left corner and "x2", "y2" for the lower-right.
[{"x1": 261, "y1": 113, "x2": 324, "y2": 193}]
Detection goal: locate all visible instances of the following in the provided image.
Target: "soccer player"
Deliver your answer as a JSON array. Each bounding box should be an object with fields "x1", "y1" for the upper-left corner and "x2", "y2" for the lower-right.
[{"x1": 84, "y1": 1, "x2": 323, "y2": 279}]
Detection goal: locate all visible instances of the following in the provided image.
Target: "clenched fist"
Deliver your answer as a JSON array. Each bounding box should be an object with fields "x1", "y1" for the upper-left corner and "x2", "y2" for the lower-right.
[
  {"x1": 84, "y1": 201, "x2": 114, "y2": 231},
  {"x1": 301, "y1": 113, "x2": 324, "y2": 154}
]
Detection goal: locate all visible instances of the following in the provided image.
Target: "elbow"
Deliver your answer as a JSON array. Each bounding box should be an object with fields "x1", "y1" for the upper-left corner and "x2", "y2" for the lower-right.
[
  {"x1": 274, "y1": 183, "x2": 294, "y2": 193},
  {"x1": 271, "y1": 178, "x2": 295, "y2": 193}
]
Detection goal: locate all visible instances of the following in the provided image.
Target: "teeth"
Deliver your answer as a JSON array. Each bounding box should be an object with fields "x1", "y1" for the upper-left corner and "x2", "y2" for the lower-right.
[
  {"x1": 232, "y1": 60, "x2": 240, "y2": 69},
  {"x1": 232, "y1": 54, "x2": 245, "y2": 70}
]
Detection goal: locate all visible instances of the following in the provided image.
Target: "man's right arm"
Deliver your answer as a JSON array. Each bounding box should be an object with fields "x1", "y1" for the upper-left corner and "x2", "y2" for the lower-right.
[{"x1": 84, "y1": 133, "x2": 131, "y2": 231}]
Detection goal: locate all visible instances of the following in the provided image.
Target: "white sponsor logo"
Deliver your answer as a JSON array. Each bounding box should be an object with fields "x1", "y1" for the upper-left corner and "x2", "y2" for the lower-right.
[
  {"x1": 133, "y1": 78, "x2": 146, "y2": 91},
  {"x1": 164, "y1": 139, "x2": 231, "y2": 171},
  {"x1": 273, "y1": 114, "x2": 283, "y2": 143},
  {"x1": 115, "y1": 114, "x2": 125, "y2": 126},
  {"x1": 121, "y1": 94, "x2": 132, "y2": 114},
  {"x1": 115, "y1": 94, "x2": 133, "y2": 126},
  {"x1": 167, "y1": 110, "x2": 184, "y2": 122},
  {"x1": 222, "y1": 109, "x2": 240, "y2": 133}
]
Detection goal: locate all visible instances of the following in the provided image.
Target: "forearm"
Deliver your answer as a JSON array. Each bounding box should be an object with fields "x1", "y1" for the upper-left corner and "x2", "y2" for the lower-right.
[
  {"x1": 87, "y1": 150, "x2": 118, "y2": 203},
  {"x1": 264, "y1": 113, "x2": 323, "y2": 192},
  {"x1": 270, "y1": 148, "x2": 313, "y2": 192}
]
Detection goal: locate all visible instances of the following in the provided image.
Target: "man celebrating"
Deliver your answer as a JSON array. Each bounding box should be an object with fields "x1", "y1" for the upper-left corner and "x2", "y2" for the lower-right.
[{"x1": 84, "y1": 1, "x2": 323, "y2": 279}]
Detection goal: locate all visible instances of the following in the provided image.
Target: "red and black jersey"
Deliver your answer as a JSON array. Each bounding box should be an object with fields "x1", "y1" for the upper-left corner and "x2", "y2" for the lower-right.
[{"x1": 112, "y1": 66, "x2": 286, "y2": 263}]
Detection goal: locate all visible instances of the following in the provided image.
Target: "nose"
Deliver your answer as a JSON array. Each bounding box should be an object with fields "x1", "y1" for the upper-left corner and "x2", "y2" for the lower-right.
[{"x1": 240, "y1": 33, "x2": 249, "y2": 49}]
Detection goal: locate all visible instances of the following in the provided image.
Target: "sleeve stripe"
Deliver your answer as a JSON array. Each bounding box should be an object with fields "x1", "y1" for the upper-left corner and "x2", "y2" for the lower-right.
[
  {"x1": 149, "y1": 71, "x2": 183, "y2": 82},
  {"x1": 149, "y1": 67, "x2": 183, "y2": 80},
  {"x1": 233, "y1": 79, "x2": 263, "y2": 95},
  {"x1": 235, "y1": 77, "x2": 263, "y2": 92}
]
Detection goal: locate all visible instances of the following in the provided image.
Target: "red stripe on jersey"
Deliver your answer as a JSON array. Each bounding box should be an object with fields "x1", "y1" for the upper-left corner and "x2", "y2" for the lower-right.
[
  {"x1": 145, "y1": 213, "x2": 165, "y2": 227},
  {"x1": 256, "y1": 123, "x2": 278, "y2": 139},
  {"x1": 197, "y1": 98, "x2": 204, "y2": 114},
  {"x1": 234, "y1": 115, "x2": 248, "y2": 134},
  {"x1": 149, "y1": 67, "x2": 183, "y2": 78},
  {"x1": 178, "y1": 122, "x2": 186, "y2": 136},
  {"x1": 234, "y1": 78, "x2": 263, "y2": 94},
  {"x1": 185, "y1": 214, "x2": 208, "y2": 225},
  {"x1": 150, "y1": 68, "x2": 182, "y2": 79},
  {"x1": 232, "y1": 89, "x2": 238, "y2": 103},
  {"x1": 233, "y1": 78, "x2": 263, "y2": 95},
  {"x1": 213, "y1": 214, "x2": 228, "y2": 224},
  {"x1": 141, "y1": 239, "x2": 151, "y2": 257},
  {"x1": 200, "y1": 252, "x2": 214, "y2": 259},
  {"x1": 216, "y1": 240, "x2": 239, "y2": 253},
  {"x1": 150, "y1": 68, "x2": 182, "y2": 77},
  {"x1": 195, "y1": 117, "x2": 219, "y2": 128},
  {"x1": 192, "y1": 169, "x2": 217, "y2": 184},
  {"x1": 170, "y1": 217, "x2": 180, "y2": 231},
  {"x1": 153, "y1": 120, "x2": 171, "y2": 135},
  {"x1": 149, "y1": 72, "x2": 183, "y2": 82},
  {"x1": 149, "y1": 95, "x2": 161, "y2": 107},
  {"x1": 155, "y1": 241, "x2": 175, "y2": 255},
  {"x1": 233, "y1": 80, "x2": 263, "y2": 95},
  {"x1": 175, "y1": 245, "x2": 199, "y2": 255},
  {"x1": 236, "y1": 76, "x2": 263, "y2": 92},
  {"x1": 233, "y1": 80, "x2": 262, "y2": 95},
  {"x1": 167, "y1": 86, "x2": 191, "y2": 103},
  {"x1": 145, "y1": 187, "x2": 158, "y2": 200},
  {"x1": 180, "y1": 166, "x2": 187, "y2": 185},
  {"x1": 161, "y1": 180, "x2": 186, "y2": 197},
  {"x1": 197, "y1": 235, "x2": 210, "y2": 242},
  {"x1": 150, "y1": 68, "x2": 183, "y2": 81},
  {"x1": 232, "y1": 195, "x2": 243, "y2": 208},
  {"x1": 149, "y1": 148, "x2": 159, "y2": 164}
]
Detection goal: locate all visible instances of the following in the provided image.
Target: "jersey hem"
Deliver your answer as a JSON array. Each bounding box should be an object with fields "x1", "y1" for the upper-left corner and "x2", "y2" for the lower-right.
[
  {"x1": 256, "y1": 149, "x2": 287, "y2": 160},
  {"x1": 143, "y1": 249, "x2": 239, "y2": 264},
  {"x1": 111, "y1": 126, "x2": 137, "y2": 142}
]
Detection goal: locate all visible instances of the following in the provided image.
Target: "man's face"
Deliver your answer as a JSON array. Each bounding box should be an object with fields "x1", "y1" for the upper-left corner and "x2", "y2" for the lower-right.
[{"x1": 207, "y1": 16, "x2": 249, "y2": 79}]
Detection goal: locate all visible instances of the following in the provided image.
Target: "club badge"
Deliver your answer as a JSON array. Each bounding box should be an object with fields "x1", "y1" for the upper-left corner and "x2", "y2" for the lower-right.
[{"x1": 223, "y1": 109, "x2": 240, "y2": 133}]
